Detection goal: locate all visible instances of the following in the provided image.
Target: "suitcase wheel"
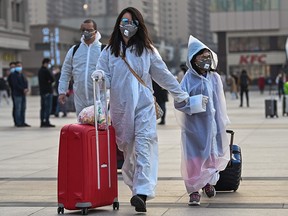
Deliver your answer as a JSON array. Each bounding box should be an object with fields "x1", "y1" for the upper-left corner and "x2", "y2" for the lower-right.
[
  {"x1": 81, "y1": 208, "x2": 88, "y2": 215},
  {"x1": 57, "y1": 207, "x2": 64, "y2": 214},
  {"x1": 113, "y1": 201, "x2": 120, "y2": 210}
]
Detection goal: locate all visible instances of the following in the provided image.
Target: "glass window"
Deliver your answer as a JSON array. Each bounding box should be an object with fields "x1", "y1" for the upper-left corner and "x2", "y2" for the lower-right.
[
  {"x1": 227, "y1": 0, "x2": 235, "y2": 11},
  {"x1": 244, "y1": 0, "x2": 253, "y2": 11},
  {"x1": 276, "y1": 36, "x2": 286, "y2": 50},
  {"x1": 253, "y1": 0, "x2": 262, "y2": 10},
  {"x1": 235, "y1": 0, "x2": 244, "y2": 11},
  {"x1": 219, "y1": 0, "x2": 229, "y2": 11},
  {"x1": 229, "y1": 36, "x2": 271, "y2": 52},
  {"x1": 270, "y1": 0, "x2": 279, "y2": 10},
  {"x1": 11, "y1": 0, "x2": 23, "y2": 22},
  {"x1": 0, "y1": 0, "x2": 4, "y2": 19},
  {"x1": 261, "y1": 0, "x2": 270, "y2": 10}
]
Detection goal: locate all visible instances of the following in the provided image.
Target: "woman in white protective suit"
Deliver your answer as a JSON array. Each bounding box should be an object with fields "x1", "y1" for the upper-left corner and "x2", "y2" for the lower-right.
[
  {"x1": 92, "y1": 7, "x2": 189, "y2": 212},
  {"x1": 174, "y1": 35, "x2": 230, "y2": 206}
]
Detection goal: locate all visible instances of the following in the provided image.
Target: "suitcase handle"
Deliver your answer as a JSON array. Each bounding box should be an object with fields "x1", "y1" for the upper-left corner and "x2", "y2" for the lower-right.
[
  {"x1": 92, "y1": 75, "x2": 112, "y2": 189},
  {"x1": 226, "y1": 130, "x2": 235, "y2": 166}
]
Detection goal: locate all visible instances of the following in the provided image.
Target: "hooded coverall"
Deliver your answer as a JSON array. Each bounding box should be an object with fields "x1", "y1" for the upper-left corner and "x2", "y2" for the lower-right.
[{"x1": 96, "y1": 45, "x2": 189, "y2": 199}]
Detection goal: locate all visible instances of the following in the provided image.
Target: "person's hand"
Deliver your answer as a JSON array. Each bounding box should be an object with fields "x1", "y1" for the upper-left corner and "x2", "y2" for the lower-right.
[
  {"x1": 23, "y1": 88, "x2": 29, "y2": 95},
  {"x1": 91, "y1": 70, "x2": 104, "y2": 81},
  {"x1": 202, "y1": 95, "x2": 209, "y2": 107},
  {"x1": 58, "y1": 94, "x2": 66, "y2": 104}
]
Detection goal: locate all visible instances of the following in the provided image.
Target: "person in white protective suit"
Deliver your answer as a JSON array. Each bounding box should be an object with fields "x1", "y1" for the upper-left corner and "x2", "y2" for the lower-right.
[
  {"x1": 92, "y1": 7, "x2": 189, "y2": 213},
  {"x1": 58, "y1": 19, "x2": 104, "y2": 116},
  {"x1": 174, "y1": 35, "x2": 231, "y2": 206}
]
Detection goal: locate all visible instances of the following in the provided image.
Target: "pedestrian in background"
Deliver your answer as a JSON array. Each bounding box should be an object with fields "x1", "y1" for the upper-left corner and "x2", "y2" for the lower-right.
[
  {"x1": 7, "y1": 61, "x2": 16, "y2": 125},
  {"x1": 38, "y1": 58, "x2": 55, "y2": 127},
  {"x1": 239, "y1": 69, "x2": 251, "y2": 107},
  {"x1": 0, "y1": 75, "x2": 10, "y2": 106},
  {"x1": 153, "y1": 80, "x2": 168, "y2": 125},
  {"x1": 53, "y1": 66, "x2": 67, "y2": 117},
  {"x1": 92, "y1": 7, "x2": 189, "y2": 213},
  {"x1": 177, "y1": 63, "x2": 188, "y2": 83},
  {"x1": 276, "y1": 73, "x2": 284, "y2": 100},
  {"x1": 174, "y1": 35, "x2": 230, "y2": 206},
  {"x1": 9, "y1": 61, "x2": 30, "y2": 127},
  {"x1": 58, "y1": 19, "x2": 104, "y2": 116},
  {"x1": 258, "y1": 75, "x2": 265, "y2": 94}
]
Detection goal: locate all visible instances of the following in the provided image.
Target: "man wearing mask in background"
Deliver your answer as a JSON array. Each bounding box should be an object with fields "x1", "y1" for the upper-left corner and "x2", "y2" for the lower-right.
[
  {"x1": 9, "y1": 61, "x2": 30, "y2": 127},
  {"x1": 7, "y1": 62, "x2": 16, "y2": 125},
  {"x1": 38, "y1": 58, "x2": 55, "y2": 127},
  {"x1": 58, "y1": 19, "x2": 104, "y2": 116}
]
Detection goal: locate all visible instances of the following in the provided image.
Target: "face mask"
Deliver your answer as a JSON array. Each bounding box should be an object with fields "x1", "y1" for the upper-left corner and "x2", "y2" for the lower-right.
[
  {"x1": 15, "y1": 67, "x2": 22, "y2": 72},
  {"x1": 48, "y1": 64, "x2": 51, "y2": 69},
  {"x1": 120, "y1": 24, "x2": 138, "y2": 38},
  {"x1": 82, "y1": 30, "x2": 95, "y2": 40},
  {"x1": 194, "y1": 57, "x2": 212, "y2": 71},
  {"x1": 10, "y1": 68, "x2": 15, "y2": 73}
]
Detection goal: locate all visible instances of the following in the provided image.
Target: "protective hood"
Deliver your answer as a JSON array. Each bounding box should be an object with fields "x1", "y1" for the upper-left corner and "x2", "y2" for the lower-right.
[{"x1": 186, "y1": 35, "x2": 218, "y2": 75}]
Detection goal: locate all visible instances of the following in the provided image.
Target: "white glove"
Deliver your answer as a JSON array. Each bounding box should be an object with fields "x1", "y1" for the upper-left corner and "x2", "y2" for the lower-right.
[
  {"x1": 202, "y1": 95, "x2": 209, "y2": 108},
  {"x1": 91, "y1": 70, "x2": 105, "y2": 81}
]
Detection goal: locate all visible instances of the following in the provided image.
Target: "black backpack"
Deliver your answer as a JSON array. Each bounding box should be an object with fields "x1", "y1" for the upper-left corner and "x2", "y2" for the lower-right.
[{"x1": 72, "y1": 43, "x2": 106, "y2": 57}]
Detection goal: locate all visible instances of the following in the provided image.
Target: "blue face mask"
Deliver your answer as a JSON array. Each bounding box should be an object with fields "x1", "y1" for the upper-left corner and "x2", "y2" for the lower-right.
[
  {"x1": 15, "y1": 67, "x2": 22, "y2": 72},
  {"x1": 10, "y1": 68, "x2": 15, "y2": 73}
]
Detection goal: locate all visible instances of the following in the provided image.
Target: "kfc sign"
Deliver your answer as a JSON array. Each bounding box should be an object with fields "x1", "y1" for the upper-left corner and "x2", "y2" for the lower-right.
[{"x1": 239, "y1": 54, "x2": 267, "y2": 64}]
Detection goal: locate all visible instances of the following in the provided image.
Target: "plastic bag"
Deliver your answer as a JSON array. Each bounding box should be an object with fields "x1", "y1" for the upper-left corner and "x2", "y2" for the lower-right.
[{"x1": 78, "y1": 101, "x2": 107, "y2": 130}]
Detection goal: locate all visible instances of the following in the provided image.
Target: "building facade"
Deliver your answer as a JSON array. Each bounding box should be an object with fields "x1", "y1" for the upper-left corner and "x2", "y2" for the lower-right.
[
  {"x1": 210, "y1": 0, "x2": 288, "y2": 84},
  {"x1": 0, "y1": 0, "x2": 30, "y2": 77}
]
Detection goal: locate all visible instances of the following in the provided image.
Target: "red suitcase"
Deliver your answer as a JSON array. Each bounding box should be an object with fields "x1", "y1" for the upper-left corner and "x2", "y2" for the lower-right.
[{"x1": 57, "y1": 78, "x2": 119, "y2": 215}]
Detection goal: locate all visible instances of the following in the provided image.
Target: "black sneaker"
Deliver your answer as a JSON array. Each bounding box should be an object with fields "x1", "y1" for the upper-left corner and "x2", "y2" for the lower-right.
[
  {"x1": 46, "y1": 123, "x2": 55, "y2": 127},
  {"x1": 202, "y1": 184, "x2": 216, "y2": 198},
  {"x1": 188, "y1": 192, "x2": 201, "y2": 206},
  {"x1": 23, "y1": 123, "x2": 31, "y2": 127},
  {"x1": 130, "y1": 195, "x2": 146, "y2": 212}
]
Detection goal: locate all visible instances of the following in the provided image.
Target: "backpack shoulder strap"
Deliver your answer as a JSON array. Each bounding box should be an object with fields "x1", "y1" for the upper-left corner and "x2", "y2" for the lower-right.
[
  {"x1": 101, "y1": 44, "x2": 106, "y2": 51},
  {"x1": 72, "y1": 43, "x2": 80, "y2": 57}
]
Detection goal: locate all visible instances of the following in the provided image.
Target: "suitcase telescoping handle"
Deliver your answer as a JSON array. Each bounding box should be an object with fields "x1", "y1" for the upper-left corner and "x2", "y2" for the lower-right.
[
  {"x1": 92, "y1": 73, "x2": 112, "y2": 189},
  {"x1": 226, "y1": 130, "x2": 235, "y2": 166}
]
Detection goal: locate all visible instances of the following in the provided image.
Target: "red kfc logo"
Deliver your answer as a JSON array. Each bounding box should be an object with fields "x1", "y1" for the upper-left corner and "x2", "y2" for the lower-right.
[{"x1": 239, "y1": 54, "x2": 267, "y2": 64}]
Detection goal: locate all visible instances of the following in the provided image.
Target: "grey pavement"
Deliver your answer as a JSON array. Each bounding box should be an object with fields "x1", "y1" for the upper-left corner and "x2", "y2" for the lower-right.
[{"x1": 0, "y1": 90, "x2": 288, "y2": 216}]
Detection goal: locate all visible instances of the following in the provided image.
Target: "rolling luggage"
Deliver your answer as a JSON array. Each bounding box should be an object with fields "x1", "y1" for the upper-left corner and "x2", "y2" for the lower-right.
[
  {"x1": 57, "y1": 77, "x2": 119, "y2": 215},
  {"x1": 215, "y1": 130, "x2": 242, "y2": 192},
  {"x1": 265, "y1": 99, "x2": 278, "y2": 118}
]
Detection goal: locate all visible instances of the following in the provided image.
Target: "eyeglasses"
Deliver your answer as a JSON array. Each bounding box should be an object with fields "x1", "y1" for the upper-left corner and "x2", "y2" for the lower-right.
[
  {"x1": 196, "y1": 51, "x2": 211, "y2": 60},
  {"x1": 120, "y1": 18, "x2": 139, "y2": 26},
  {"x1": 81, "y1": 29, "x2": 96, "y2": 33}
]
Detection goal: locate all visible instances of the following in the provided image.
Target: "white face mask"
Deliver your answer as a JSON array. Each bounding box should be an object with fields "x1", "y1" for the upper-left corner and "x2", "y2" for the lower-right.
[{"x1": 15, "y1": 67, "x2": 22, "y2": 72}]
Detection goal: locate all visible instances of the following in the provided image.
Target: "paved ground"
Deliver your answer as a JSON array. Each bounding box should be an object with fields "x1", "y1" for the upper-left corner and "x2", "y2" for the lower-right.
[{"x1": 0, "y1": 90, "x2": 288, "y2": 216}]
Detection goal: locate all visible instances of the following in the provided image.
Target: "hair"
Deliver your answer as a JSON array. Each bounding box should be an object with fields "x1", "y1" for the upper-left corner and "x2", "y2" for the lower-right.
[
  {"x1": 82, "y1": 19, "x2": 97, "y2": 30},
  {"x1": 108, "y1": 7, "x2": 154, "y2": 57},
  {"x1": 241, "y1": 69, "x2": 247, "y2": 75},
  {"x1": 9, "y1": 61, "x2": 16, "y2": 67},
  {"x1": 42, "y1": 58, "x2": 51, "y2": 65},
  {"x1": 14, "y1": 61, "x2": 22, "y2": 66}
]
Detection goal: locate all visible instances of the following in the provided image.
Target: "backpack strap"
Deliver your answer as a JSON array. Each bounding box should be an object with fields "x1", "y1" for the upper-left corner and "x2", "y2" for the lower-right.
[
  {"x1": 72, "y1": 43, "x2": 80, "y2": 57},
  {"x1": 72, "y1": 43, "x2": 105, "y2": 58},
  {"x1": 101, "y1": 44, "x2": 106, "y2": 51}
]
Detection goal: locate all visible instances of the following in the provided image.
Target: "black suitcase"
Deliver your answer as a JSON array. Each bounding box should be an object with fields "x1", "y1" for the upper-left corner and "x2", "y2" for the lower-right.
[
  {"x1": 215, "y1": 130, "x2": 242, "y2": 192},
  {"x1": 265, "y1": 99, "x2": 278, "y2": 118}
]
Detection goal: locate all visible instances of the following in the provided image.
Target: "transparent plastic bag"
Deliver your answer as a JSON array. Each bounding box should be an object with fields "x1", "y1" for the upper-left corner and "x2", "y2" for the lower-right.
[{"x1": 78, "y1": 100, "x2": 107, "y2": 130}]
